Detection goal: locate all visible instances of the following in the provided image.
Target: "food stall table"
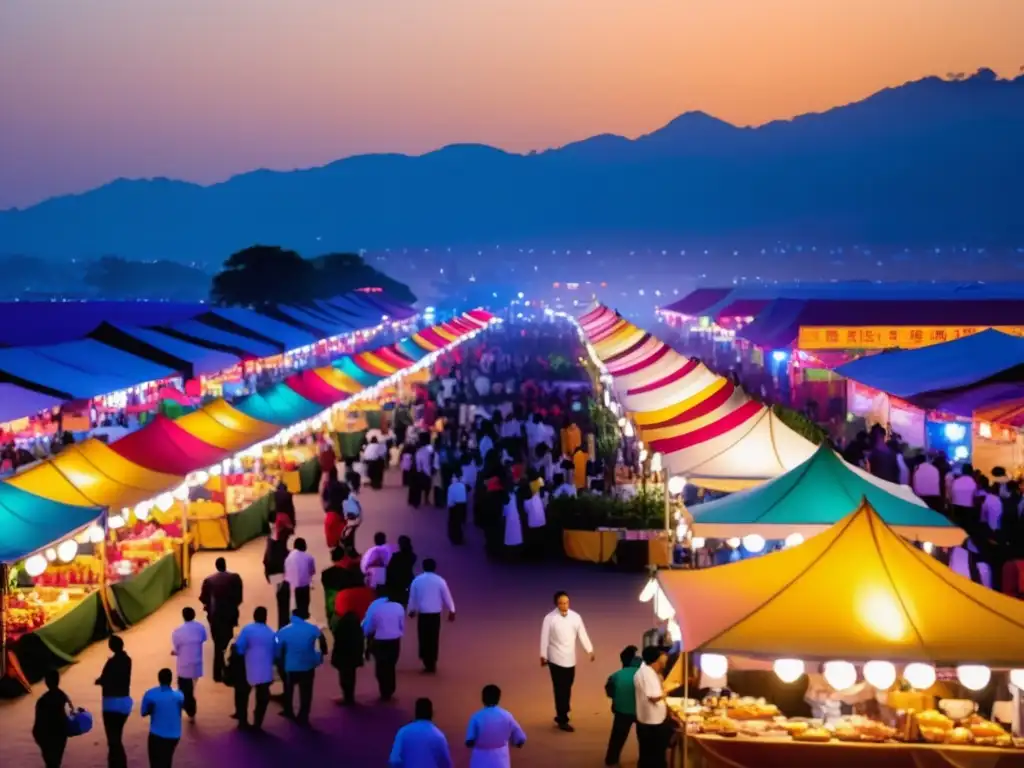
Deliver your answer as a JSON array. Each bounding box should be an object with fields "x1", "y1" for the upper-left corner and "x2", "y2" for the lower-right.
[
  {"x1": 227, "y1": 494, "x2": 272, "y2": 549},
  {"x1": 679, "y1": 734, "x2": 1024, "y2": 768},
  {"x1": 297, "y1": 457, "x2": 321, "y2": 493},
  {"x1": 109, "y1": 553, "x2": 181, "y2": 626}
]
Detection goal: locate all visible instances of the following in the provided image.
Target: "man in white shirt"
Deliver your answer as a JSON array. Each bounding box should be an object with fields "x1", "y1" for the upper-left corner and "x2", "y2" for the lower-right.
[
  {"x1": 170, "y1": 606, "x2": 208, "y2": 721},
  {"x1": 363, "y1": 589, "x2": 406, "y2": 701},
  {"x1": 362, "y1": 531, "x2": 393, "y2": 588},
  {"x1": 466, "y1": 684, "x2": 527, "y2": 768},
  {"x1": 634, "y1": 646, "x2": 670, "y2": 768},
  {"x1": 412, "y1": 440, "x2": 433, "y2": 508},
  {"x1": 390, "y1": 697, "x2": 453, "y2": 768},
  {"x1": 551, "y1": 473, "x2": 576, "y2": 499},
  {"x1": 365, "y1": 436, "x2": 388, "y2": 489},
  {"x1": 447, "y1": 474, "x2": 469, "y2": 545},
  {"x1": 980, "y1": 477, "x2": 1004, "y2": 532},
  {"x1": 950, "y1": 464, "x2": 979, "y2": 524},
  {"x1": 540, "y1": 590, "x2": 594, "y2": 732},
  {"x1": 284, "y1": 538, "x2": 317, "y2": 617},
  {"x1": 408, "y1": 559, "x2": 456, "y2": 673},
  {"x1": 912, "y1": 457, "x2": 942, "y2": 511}
]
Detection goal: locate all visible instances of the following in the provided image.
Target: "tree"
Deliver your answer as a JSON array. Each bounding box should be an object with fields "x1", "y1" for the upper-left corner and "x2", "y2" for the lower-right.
[
  {"x1": 84, "y1": 256, "x2": 210, "y2": 300},
  {"x1": 210, "y1": 245, "x2": 416, "y2": 306}
]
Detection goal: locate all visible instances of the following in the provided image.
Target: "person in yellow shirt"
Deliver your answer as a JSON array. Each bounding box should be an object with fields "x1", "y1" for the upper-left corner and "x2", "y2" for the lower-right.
[
  {"x1": 572, "y1": 446, "x2": 589, "y2": 491},
  {"x1": 560, "y1": 418, "x2": 582, "y2": 458}
]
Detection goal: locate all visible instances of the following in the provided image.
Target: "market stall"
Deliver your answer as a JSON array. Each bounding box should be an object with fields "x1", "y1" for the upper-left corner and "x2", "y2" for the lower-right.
[{"x1": 649, "y1": 500, "x2": 1024, "y2": 767}]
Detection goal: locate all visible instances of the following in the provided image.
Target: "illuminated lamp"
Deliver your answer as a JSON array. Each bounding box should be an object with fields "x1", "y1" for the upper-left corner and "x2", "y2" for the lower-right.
[
  {"x1": 726, "y1": 537, "x2": 741, "y2": 549},
  {"x1": 108, "y1": 514, "x2": 126, "y2": 530},
  {"x1": 742, "y1": 534, "x2": 766, "y2": 553},
  {"x1": 956, "y1": 665, "x2": 991, "y2": 691},
  {"x1": 774, "y1": 659, "x2": 805, "y2": 683},
  {"x1": 155, "y1": 493, "x2": 175, "y2": 512},
  {"x1": 863, "y1": 661, "x2": 897, "y2": 690},
  {"x1": 174, "y1": 484, "x2": 190, "y2": 501},
  {"x1": 1010, "y1": 670, "x2": 1024, "y2": 690},
  {"x1": 24, "y1": 554, "x2": 48, "y2": 578},
  {"x1": 88, "y1": 525, "x2": 104, "y2": 544},
  {"x1": 667, "y1": 476, "x2": 687, "y2": 495},
  {"x1": 700, "y1": 654, "x2": 729, "y2": 679},
  {"x1": 903, "y1": 663, "x2": 936, "y2": 690},
  {"x1": 45, "y1": 548, "x2": 57, "y2": 562},
  {"x1": 944, "y1": 422, "x2": 967, "y2": 442},
  {"x1": 56, "y1": 539, "x2": 78, "y2": 564},
  {"x1": 953, "y1": 445, "x2": 969, "y2": 461},
  {"x1": 823, "y1": 661, "x2": 857, "y2": 691},
  {"x1": 135, "y1": 502, "x2": 152, "y2": 521},
  {"x1": 784, "y1": 533, "x2": 804, "y2": 548},
  {"x1": 922, "y1": 541, "x2": 934, "y2": 555}
]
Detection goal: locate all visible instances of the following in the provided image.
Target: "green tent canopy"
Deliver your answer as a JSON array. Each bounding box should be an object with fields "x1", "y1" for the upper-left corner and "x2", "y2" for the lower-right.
[{"x1": 688, "y1": 444, "x2": 963, "y2": 546}]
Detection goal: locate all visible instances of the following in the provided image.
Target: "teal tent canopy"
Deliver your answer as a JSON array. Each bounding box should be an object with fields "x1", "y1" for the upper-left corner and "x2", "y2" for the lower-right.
[
  {"x1": 689, "y1": 444, "x2": 962, "y2": 546},
  {"x1": 233, "y1": 383, "x2": 323, "y2": 426},
  {"x1": 333, "y1": 357, "x2": 383, "y2": 388},
  {"x1": 396, "y1": 338, "x2": 430, "y2": 362},
  {"x1": 0, "y1": 484, "x2": 103, "y2": 563}
]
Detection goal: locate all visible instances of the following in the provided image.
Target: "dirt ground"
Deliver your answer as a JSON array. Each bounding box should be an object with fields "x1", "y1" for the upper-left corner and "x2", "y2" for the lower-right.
[{"x1": 0, "y1": 471, "x2": 653, "y2": 767}]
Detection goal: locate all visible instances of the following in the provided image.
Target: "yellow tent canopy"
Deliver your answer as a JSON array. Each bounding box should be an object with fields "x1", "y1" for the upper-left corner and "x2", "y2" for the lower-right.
[
  {"x1": 313, "y1": 366, "x2": 364, "y2": 394},
  {"x1": 8, "y1": 439, "x2": 183, "y2": 509},
  {"x1": 658, "y1": 500, "x2": 1024, "y2": 666},
  {"x1": 176, "y1": 400, "x2": 277, "y2": 452},
  {"x1": 592, "y1": 322, "x2": 639, "y2": 358}
]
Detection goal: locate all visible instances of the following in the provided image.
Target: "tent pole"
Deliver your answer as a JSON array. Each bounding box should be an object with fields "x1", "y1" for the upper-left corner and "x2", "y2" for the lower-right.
[
  {"x1": 1, "y1": 562, "x2": 8, "y2": 679},
  {"x1": 181, "y1": 499, "x2": 191, "y2": 589}
]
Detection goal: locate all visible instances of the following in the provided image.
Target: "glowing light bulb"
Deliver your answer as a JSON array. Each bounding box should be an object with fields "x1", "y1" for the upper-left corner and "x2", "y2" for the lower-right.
[
  {"x1": 922, "y1": 541, "x2": 934, "y2": 554},
  {"x1": 667, "y1": 476, "x2": 686, "y2": 496},
  {"x1": 56, "y1": 539, "x2": 78, "y2": 564},
  {"x1": 823, "y1": 661, "x2": 857, "y2": 691},
  {"x1": 700, "y1": 654, "x2": 729, "y2": 679},
  {"x1": 863, "y1": 660, "x2": 897, "y2": 690},
  {"x1": 87, "y1": 525, "x2": 105, "y2": 544},
  {"x1": 903, "y1": 663, "x2": 936, "y2": 690},
  {"x1": 135, "y1": 502, "x2": 152, "y2": 521},
  {"x1": 742, "y1": 534, "x2": 766, "y2": 553},
  {"x1": 45, "y1": 548, "x2": 57, "y2": 562},
  {"x1": 957, "y1": 665, "x2": 991, "y2": 691},
  {"x1": 24, "y1": 554, "x2": 48, "y2": 577},
  {"x1": 156, "y1": 493, "x2": 175, "y2": 512},
  {"x1": 784, "y1": 533, "x2": 804, "y2": 548},
  {"x1": 108, "y1": 515, "x2": 125, "y2": 530},
  {"x1": 773, "y1": 659, "x2": 805, "y2": 683},
  {"x1": 726, "y1": 538, "x2": 741, "y2": 549}
]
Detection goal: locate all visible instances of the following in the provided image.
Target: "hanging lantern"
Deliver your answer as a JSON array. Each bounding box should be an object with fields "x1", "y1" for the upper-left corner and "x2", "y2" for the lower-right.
[
  {"x1": 784, "y1": 533, "x2": 804, "y2": 548},
  {"x1": 24, "y1": 554, "x2": 48, "y2": 577},
  {"x1": 956, "y1": 665, "x2": 991, "y2": 691},
  {"x1": 87, "y1": 525, "x2": 104, "y2": 544},
  {"x1": 726, "y1": 537, "x2": 741, "y2": 549},
  {"x1": 56, "y1": 539, "x2": 79, "y2": 564},
  {"x1": 667, "y1": 476, "x2": 686, "y2": 496},
  {"x1": 742, "y1": 534, "x2": 766, "y2": 553}
]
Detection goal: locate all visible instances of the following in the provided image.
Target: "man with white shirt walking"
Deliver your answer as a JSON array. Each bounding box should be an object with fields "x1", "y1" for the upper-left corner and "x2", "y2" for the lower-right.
[
  {"x1": 170, "y1": 607, "x2": 207, "y2": 721},
  {"x1": 284, "y1": 538, "x2": 316, "y2": 617},
  {"x1": 446, "y1": 474, "x2": 469, "y2": 545},
  {"x1": 408, "y1": 559, "x2": 456, "y2": 673},
  {"x1": 540, "y1": 590, "x2": 594, "y2": 732},
  {"x1": 363, "y1": 589, "x2": 406, "y2": 701},
  {"x1": 634, "y1": 646, "x2": 671, "y2": 768}
]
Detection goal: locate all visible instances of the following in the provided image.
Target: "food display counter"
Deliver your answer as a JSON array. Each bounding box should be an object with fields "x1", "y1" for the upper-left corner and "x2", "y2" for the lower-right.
[{"x1": 669, "y1": 696, "x2": 1024, "y2": 768}]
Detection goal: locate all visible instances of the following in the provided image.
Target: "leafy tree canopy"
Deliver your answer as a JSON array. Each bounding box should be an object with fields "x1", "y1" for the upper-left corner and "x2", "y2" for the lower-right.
[{"x1": 210, "y1": 245, "x2": 416, "y2": 307}]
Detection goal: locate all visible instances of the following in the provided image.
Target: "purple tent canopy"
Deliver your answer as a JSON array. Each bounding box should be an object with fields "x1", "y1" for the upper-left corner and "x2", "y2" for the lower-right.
[{"x1": 0, "y1": 301, "x2": 206, "y2": 347}]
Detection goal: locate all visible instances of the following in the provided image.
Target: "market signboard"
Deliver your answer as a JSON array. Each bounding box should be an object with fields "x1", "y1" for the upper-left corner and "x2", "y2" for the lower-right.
[{"x1": 797, "y1": 326, "x2": 1024, "y2": 350}]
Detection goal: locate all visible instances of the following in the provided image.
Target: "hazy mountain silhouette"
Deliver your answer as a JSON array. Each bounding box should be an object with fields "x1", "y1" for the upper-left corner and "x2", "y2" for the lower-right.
[{"x1": 2, "y1": 69, "x2": 1022, "y2": 261}]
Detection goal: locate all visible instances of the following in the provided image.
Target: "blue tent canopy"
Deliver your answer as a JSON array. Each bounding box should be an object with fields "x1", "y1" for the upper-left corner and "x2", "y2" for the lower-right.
[
  {"x1": 233, "y1": 383, "x2": 323, "y2": 426},
  {"x1": 210, "y1": 308, "x2": 318, "y2": 351},
  {"x1": 0, "y1": 346, "x2": 143, "y2": 399},
  {"x1": 836, "y1": 330, "x2": 1024, "y2": 399},
  {"x1": 156, "y1": 320, "x2": 280, "y2": 358},
  {"x1": 32, "y1": 339, "x2": 176, "y2": 384},
  {"x1": 0, "y1": 483, "x2": 103, "y2": 563},
  {"x1": 104, "y1": 324, "x2": 240, "y2": 378}
]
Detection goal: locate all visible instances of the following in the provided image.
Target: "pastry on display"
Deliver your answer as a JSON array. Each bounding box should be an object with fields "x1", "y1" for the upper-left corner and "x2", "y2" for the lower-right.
[{"x1": 792, "y1": 727, "x2": 832, "y2": 743}]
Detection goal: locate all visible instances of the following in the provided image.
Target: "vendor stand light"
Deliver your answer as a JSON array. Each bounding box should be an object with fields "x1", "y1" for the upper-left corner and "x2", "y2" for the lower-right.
[
  {"x1": 863, "y1": 660, "x2": 897, "y2": 690},
  {"x1": 903, "y1": 662, "x2": 936, "y2": 690},
  {"x1": 1010, "y1": 669, "x2": 1024, "y2": 690},
  {"x1": 784, "y1": 532, "x2": 804, "y2": 548},
  {"x1": 700, "y1": 653, "x2": 729, "y2": 678},
  {"x1": 24, "y1": 554, "x2": 48, "y2": 578},
  {"x1": 742, "y1": 534, "x2": 766, "y2": 554},
  {"x1": 56, "y1": 540, "x2": 78, "y2": 564},
  {"x1": 44, "y1": 548, "x2": 57, "y2": 562},
  {"x1": 726, "y1": 537, "x2": 741, "y2": 549},
  {"x1": 823, "y1": 660, "x2": 857, "y2": 690},
  {"x1": 956, "y1": 664, "x2": 992, "y2": 691},
  {"x1": 773, "y1": 658, "x2": 805, "y2": 683}
]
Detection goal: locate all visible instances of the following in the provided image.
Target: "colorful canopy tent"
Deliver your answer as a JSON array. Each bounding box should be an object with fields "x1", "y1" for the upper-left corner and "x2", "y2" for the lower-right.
[
  {"x1": 372, "y1": 347, "x2": 415, "y2": 370},
  {"x1": 0, "y1": 483, "x2": 104, "y2": 563},
  {"x1": 309, "y1": 367, "x2": 365, "y2": 396},
  {"x1": 175, "y1": 400, "x2": 278, "y2": 452},
  {"x1": 283, "y1": 369, "x2": 353, "y2": 407},
  {"x1": 32, "y1": 339, "x2": 177, "y2": 384},
  {"x1": 396, "y1": 338, "x2": 431, "y2": 362},
  {"x1": 88, "y1": 323, "x2": 240, "y2": 379},
  {"x1": 590, "y1": 317, "x2": 629, "y2": 345},
  {"x1": 110, "y1": 414, "x2": 230, "y2": 476},
  {"x1": 606, "y1": 342, "x2": 672, "y2": 378},
  {"x1": 465, "y1": 309, "x2": 494, "y2": 325},
  {"x1": 836, "y1": 330, "x2": 1024, "y2": 416},
  {"x1": 634, "y1": 378, "x2": 751, "y2": 443},
  {"x1": 353, "y1": 351, "x2": 398, "y2": 377},
  {"x1": 334, "y1": 356, "x2": 385, "y2": 388},
  {"x1": 658, "y1": 501, "x2": 1024, "y2": 665},
  {"x1": 651, "y1": 405, "x2": 817, "y2": 491},
  {"x1": 0, "y1": 346, "x2": 161, "y2": 402},
  {"x1": 7, "y1": 440, "x2": 183, "y2": 510},
  {"x1": 623, "y1": 361, "x2": 723, "y2": 417},
  {"x1": 0, "y1": 301, "x2": 205, "y2": 348},
  {"x1": 206, "y1": 308, "x2": 319, "y2": 351},
  {"x1": 415, "y1": 329, "x2": 449, "y2": 350},
  {"x1": 232, "y1": 384, "x2": 324, "y2": 427},
  {"x1": 688, "y1": 444, "x2": 960, "y2": 545}
]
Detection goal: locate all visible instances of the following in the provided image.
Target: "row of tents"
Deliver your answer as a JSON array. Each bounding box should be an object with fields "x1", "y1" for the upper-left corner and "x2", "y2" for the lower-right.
[
  {"x1": 0, "y1": 293, "x2": 416, "y2": 423},
  {"x1": 0, "y1": 310, "x2": 495, "y2": 566},
  {"x1": 575, "y1": 304, "x2": 961, "y2": 546}
]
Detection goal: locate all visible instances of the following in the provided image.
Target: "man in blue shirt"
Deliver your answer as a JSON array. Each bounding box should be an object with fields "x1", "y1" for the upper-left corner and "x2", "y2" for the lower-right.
[
  {"x1": 389, "y1": 697, "x2": 452, "y2": 767},
  {"x1": 276, "y1": 608, "x2": 327, "y2": 725},
  {"x1": 141, "y1": 668, "x2": 185, "y2": 768}
]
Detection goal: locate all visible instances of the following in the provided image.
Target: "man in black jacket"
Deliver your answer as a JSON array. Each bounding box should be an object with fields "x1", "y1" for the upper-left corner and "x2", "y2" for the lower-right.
[{"x1": 199, "y1": 557, "x2": 244, "y2": 682}]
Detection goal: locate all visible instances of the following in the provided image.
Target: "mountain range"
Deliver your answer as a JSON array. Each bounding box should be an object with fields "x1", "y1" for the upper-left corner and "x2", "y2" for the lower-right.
[{"x1": 2, "y1": 69, "x2": 1023, "y2": 262}]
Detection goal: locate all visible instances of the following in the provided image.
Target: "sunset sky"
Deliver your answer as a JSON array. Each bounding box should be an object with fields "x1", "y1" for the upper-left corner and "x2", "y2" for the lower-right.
[{"x1": 1, "y1": 0, "x2": 1021, "y2": 210}]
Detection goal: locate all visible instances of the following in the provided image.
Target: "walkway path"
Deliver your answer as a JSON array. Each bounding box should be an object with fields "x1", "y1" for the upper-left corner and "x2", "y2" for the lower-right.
[{"x1": 2, "y1": 472, "x2": 652, "y2": 767}]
